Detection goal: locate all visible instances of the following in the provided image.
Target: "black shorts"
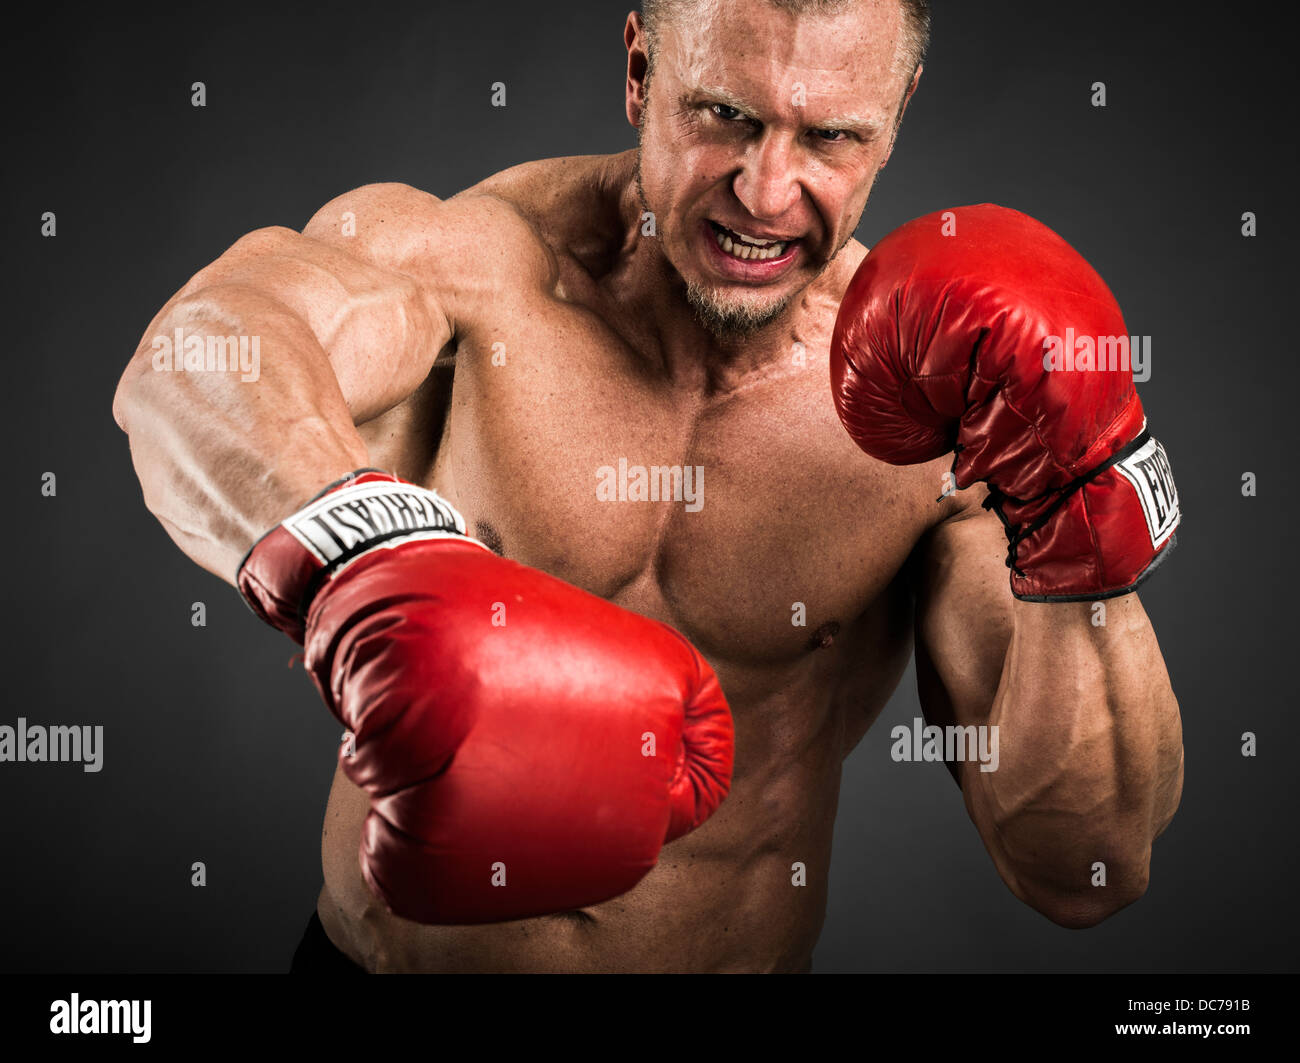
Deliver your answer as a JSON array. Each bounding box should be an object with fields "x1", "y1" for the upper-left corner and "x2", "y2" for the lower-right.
[{"x1": 290, "y1": 910, "x2": 366, "y2": 974}]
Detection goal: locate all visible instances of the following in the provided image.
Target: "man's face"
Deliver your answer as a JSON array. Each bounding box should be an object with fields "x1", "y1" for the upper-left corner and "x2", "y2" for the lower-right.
[{"x1": 629, "y1": 0, "x2": 917, "y2": 339}]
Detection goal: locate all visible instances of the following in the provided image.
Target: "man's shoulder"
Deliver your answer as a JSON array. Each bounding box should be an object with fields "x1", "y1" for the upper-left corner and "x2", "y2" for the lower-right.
[
  {"x1": 458, "y1": 152, "x2": 633, "y2": 260},
  {"x1": 305, "y1": 179, "x2": 548, "y2": 271}
]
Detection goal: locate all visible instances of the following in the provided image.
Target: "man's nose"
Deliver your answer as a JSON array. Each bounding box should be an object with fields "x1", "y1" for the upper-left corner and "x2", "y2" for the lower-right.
[{"x1": 732, "y1": 134, "x2": 802, "y2": 222}]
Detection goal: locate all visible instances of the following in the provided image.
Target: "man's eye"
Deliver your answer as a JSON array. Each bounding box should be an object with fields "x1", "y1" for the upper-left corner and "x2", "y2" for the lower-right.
[
  {"x1": 812, "y1": 128, "x2": 847, "y2": 143},
  {"x1": 711, "y1": 103, "x2": 743, "y2": 121}
]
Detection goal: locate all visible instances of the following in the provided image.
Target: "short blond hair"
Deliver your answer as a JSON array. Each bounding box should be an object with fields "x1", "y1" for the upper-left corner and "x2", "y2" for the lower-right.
[{"x1": 641, "y1": 0, "x2": 931, "y2": 79}]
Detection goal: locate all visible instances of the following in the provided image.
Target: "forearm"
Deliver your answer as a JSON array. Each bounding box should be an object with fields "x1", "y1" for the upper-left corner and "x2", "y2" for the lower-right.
[
  {"x1": 113, "y1": 282, "x2": 370, "y2": 583},
  {"x1": 963, "y1": 595, "x2": 1184, "y2": 927},
  {"x1": 114, "y1": 221, "x2": 449, "y2": 582}
]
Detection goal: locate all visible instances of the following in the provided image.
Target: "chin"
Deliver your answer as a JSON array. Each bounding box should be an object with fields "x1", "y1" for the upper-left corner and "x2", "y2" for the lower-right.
[{"x1": 684, "y1": 282, "x2": 794, "y2": 341}]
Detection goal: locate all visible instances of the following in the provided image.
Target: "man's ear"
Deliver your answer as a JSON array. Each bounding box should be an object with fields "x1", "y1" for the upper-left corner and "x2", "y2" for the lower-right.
[
  {"x1": 880, "y1": 64, "x2": 922, "y2": 169},
  {"x1": 625, "y1": 11, "x2": 650, "y2": 129}
]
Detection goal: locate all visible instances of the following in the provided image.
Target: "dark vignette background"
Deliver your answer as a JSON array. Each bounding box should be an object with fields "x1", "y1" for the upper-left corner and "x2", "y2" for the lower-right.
[{"x1": 2, "y1": 0, "x2": 1295, "y2": 973}]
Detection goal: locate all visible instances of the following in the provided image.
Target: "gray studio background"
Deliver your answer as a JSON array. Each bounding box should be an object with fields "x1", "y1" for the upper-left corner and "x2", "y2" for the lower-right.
[{"x1": 3, "y1": 0, "x2": 1295, "y2": 972}]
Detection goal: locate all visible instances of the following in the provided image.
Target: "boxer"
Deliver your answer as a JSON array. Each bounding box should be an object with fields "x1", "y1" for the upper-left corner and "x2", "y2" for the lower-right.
[{"x1": 113, "y1": 0, "x2": 1183, "y2": 973}]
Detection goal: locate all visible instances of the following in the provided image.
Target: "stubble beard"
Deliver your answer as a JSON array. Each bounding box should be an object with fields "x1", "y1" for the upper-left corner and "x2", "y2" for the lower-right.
[{"x1": 683, "y1": 277, "x2": 794, "y2": 343}]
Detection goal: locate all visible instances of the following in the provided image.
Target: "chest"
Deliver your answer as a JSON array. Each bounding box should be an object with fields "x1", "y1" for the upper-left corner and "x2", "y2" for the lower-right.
[{"x1": 424, "y1": 317, "x2": 935, "y2": 666}]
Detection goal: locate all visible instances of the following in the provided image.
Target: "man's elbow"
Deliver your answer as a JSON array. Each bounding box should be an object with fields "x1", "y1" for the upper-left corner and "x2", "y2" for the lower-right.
[
  {"x1": 1016, "y1": 868, "x2": 1150, "y2": 929},
  {"x1": 113, "y1": 351, "x2": 160, "y2": 435},
  {"x1": 112, "y1": 366, "x2": 138, "y2": 432}
]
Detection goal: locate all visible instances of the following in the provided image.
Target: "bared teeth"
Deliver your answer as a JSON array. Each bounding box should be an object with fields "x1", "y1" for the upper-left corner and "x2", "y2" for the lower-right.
[{"x1": 713, "y1": 225, "x2": 789, "y2": 261}]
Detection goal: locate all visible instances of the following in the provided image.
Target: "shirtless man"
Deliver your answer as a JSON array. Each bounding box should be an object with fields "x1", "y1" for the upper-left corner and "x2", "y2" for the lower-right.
[{"x1": 112, "y1": 0, "x2": 1184, "y2": 973}]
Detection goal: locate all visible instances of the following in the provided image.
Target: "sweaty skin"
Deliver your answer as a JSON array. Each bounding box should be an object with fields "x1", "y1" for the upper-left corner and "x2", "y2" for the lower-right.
[{"x1": 113, "y1": 2, "x2": 1182, "y2": 972}]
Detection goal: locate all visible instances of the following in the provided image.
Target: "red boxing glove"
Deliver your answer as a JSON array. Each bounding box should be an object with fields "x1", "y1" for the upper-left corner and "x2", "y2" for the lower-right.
[
  {"x1": 831, "y1": 205, "x2": 1180, "y2": 601},
  {"x1": 238, "y1": 471, "x2": 733, "y2": 924}
]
